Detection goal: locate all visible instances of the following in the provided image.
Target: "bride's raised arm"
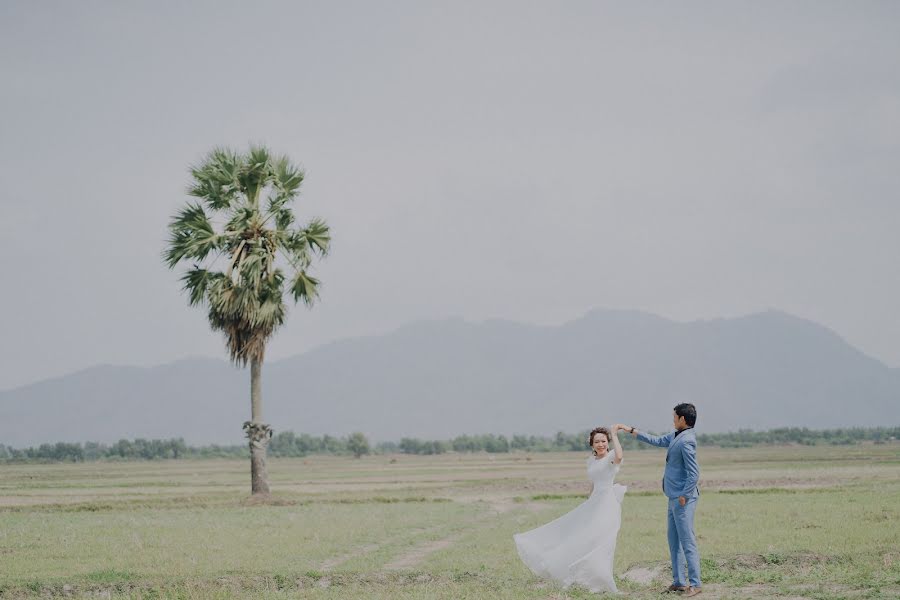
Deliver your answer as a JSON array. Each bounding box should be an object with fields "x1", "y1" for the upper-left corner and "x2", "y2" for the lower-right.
[{"x1": 610, "y1": 425, "x2": 624, "y2": 464}]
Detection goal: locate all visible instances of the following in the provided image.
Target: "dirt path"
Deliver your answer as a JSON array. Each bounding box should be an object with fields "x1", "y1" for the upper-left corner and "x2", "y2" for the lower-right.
[
  {"x1": 319, "y1": 495, "x2": 552, "y2": 572},
  {"x1": 318, "y1": 521, "x2": 451, "y2": 571},
  {"x1": 384, "y1": 537, "x2": 461, "y2": 570},
  {"x1": 383, "y1": 496, "x2": 550, "y2": 571},
  {"x1": 319, "y1": 542, "x2": 384, "y2": 570},
  {"x1": 453, "y1": 494, "x2": 550, "y2": 515}
]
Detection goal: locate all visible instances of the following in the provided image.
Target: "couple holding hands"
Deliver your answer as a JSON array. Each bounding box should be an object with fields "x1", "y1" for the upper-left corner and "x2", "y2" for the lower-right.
[{"x1": 514, "y1": 403, "x2": 702, "y2": 596}]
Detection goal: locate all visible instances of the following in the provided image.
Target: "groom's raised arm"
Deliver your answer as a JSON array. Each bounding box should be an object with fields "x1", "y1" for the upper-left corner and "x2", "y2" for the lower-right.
[{"x1": 633, "y1": 429, "x2": 675, "y2": 448}]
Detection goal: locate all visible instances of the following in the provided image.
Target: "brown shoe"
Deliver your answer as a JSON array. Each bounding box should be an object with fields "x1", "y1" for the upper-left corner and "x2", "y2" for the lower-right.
[
  {"x1": 683, "y1": 587, "x2": 702, "y2": 597},
  {"x1": 664, "y1": 584, "x2": 688, "y2": 593}
]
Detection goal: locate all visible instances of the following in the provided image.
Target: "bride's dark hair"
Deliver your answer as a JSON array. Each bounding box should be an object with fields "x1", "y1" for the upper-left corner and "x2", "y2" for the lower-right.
[{"x1": 588, "y1": 427, "x2": 611, "y2": 452}]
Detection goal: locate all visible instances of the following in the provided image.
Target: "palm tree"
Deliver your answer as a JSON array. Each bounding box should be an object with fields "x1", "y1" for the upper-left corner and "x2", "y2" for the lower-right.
[{"x1": 164, "y1": 145, "x2": 330, "y2": 495}]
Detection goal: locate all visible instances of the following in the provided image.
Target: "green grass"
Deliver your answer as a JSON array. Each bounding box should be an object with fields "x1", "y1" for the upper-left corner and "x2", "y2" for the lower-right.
[{"x1": 0, "y1": 445, "x2": 898, "y2": 598}]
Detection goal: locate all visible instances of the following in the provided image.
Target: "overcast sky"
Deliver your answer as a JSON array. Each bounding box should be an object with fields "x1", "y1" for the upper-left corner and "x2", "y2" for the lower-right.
[{"x1": 2, "y1": 1, "x2": 899, "y2": 391}]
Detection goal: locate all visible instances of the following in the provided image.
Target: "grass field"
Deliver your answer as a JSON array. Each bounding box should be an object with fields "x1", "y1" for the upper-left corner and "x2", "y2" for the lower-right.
[{"x1": 1, "y1": 444, "x2": 898, "y2": 599}]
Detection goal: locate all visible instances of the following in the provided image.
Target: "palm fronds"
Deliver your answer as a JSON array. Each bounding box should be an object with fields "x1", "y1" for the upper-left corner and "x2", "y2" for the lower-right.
[
  {"x1": 290, "y1": 270, "x2": 320, "y2": 307},
  {"x1": 188, "y1": 148, "x2": 241, "y2": 210},
  {"x1": 164, "y1": 203, "x2": 222, "y2": 267},
  {"x1": 165, "y1": 145, "x2": 330, "y2": 365},
  {"x1": 302, "y1": 218, "x2": 331, "y2": 255}
]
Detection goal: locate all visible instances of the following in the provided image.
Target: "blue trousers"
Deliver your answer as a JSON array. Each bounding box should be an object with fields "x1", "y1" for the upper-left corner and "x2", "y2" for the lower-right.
[{"x1": 667, "y1": 496, "x2": 701, "y2": 588}]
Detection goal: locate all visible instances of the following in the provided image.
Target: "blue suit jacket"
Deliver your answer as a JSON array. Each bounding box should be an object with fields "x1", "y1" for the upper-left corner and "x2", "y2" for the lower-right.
[{"x1": 635, "y1": 428, "x2": 700, "y2": 499}]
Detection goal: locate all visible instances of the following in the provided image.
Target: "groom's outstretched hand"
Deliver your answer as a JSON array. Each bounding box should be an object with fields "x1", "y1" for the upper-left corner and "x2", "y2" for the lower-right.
[{"x1": 615, "y1": 424, "x2": 638, "y2": 437}]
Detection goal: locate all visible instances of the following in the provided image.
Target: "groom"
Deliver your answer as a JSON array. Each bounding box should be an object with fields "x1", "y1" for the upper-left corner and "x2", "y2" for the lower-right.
[{"x1": 619, "y1": 403, "x2": 701, "y2": 596}]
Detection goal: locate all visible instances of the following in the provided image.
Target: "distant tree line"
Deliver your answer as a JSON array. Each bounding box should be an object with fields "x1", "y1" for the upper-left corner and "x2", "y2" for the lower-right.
[
  {"x1": 696, "y1": 426, "x2": 900, "y2": 448},
  {"x1": 0, "y1": 431, "x2": 374, "y2": 463},
  {"x1": 1, "y1": 427, "x2": 897, "y2": 463},
  {"x1": 0, "y1": 438, "x2": 224, "y2": 462},
  {"x1": 386, "y1": 431, "x2": 642, "y2": 455}
]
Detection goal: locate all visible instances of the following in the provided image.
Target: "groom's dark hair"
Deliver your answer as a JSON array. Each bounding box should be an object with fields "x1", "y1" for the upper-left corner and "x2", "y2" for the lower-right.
[{"x1": 674, "y1": 403, "x2": 697, "y2": 427}]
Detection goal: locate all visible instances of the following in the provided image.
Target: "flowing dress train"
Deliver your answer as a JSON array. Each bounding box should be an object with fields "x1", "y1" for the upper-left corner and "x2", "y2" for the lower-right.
[{"x1": 514, "y1": 453, "x2": 626, "y2": 593}]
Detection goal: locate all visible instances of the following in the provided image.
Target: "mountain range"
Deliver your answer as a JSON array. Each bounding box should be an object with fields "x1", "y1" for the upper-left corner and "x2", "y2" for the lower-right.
[{"x1": 2, "y1": 309, "x2": 898, "y2": 447}]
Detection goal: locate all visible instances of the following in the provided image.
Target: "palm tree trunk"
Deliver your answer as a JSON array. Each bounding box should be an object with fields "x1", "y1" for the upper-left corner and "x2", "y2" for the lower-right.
[
  {"x1": 251, "y1": 357, "x2": 263, "y2": 422},
  {"x1": 245, "y1": 356, "x2": 271, "y2": 496}
]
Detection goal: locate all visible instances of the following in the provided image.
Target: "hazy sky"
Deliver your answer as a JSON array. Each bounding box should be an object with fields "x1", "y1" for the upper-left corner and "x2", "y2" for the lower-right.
[{"x1": 2, "y1": 1, "x2": 899, "y2": 391}]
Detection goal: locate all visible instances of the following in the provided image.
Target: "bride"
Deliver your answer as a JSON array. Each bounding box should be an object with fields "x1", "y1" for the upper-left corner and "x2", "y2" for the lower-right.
[{"x1": 514, "y1": 424, "x2": 627, "y2": 593}]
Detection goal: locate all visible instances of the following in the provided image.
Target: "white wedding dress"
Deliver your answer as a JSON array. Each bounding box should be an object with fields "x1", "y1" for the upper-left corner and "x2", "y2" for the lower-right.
[{"x1": 514, "y1": 452, "x2": 626, "y2": 593}]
